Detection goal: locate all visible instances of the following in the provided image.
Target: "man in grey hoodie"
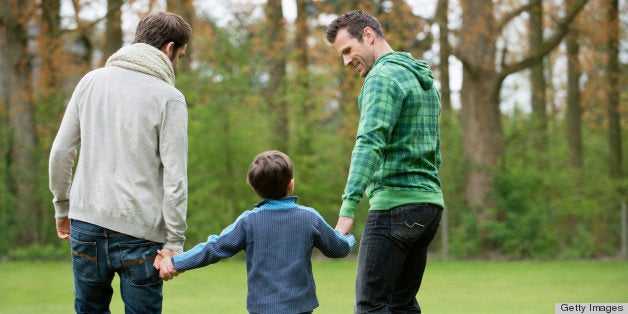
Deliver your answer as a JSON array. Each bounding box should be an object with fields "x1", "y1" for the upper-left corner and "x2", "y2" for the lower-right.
[
  {"x1": 49, "y1": 12, "x2": 191, "y2": 313},
  {"x1": 326, "y1": 10, "x2": 444, "y2": 313}
]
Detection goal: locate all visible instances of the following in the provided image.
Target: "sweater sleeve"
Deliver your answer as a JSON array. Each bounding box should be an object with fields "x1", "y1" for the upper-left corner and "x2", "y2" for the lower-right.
[
  {"x1": 160, "y1": 99, "x2": 189, "y2": 252},
  {"x1": 340, "y1": 74, "x2": 404, "y2": 217},
  {"x1": 49, "y1": 87, "x2": 82, "y2": 219},
  {"x1": 172, "y1": 213, "x2": 248, "y2": 271},
  {"x1": 313, "y1": 213, "x2": 356, "y2": 258}
]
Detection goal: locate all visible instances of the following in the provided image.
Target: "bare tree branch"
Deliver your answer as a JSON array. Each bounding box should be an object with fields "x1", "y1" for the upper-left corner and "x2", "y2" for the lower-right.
[
  {"x1": 496, "y1": 0, "x2": 542, "y2": 30},
  {"x1": 500, "y1": 0, "x2": 589, "y2": 78}
]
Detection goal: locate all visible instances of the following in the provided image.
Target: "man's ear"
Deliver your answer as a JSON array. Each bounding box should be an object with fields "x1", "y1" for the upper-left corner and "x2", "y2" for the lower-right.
[
  {"x1": 363, "y1": 27, "x2": 375, "y2": 44},
  {"x1": 287, "y1": 179, "x2": 295, "y2": 194},
  {"x1": 160, "y1": 41, "x2": 175, "y2": 58}
]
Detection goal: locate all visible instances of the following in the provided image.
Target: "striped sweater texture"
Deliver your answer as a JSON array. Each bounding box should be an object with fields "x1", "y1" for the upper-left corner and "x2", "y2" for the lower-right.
[{"x1": 173, "y1": 197, "x2": 355, "y2": 313}]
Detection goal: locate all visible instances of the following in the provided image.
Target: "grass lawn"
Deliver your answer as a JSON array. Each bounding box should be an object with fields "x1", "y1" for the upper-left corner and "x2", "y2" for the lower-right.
[{"x1": 0, "y1": 259, "x2": 626, "y2": 313}]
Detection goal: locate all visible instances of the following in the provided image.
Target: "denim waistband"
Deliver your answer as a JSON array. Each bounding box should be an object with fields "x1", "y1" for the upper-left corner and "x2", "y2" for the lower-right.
[{"x1": 71, "y1": 219, "x2": 128, "y2": 237}]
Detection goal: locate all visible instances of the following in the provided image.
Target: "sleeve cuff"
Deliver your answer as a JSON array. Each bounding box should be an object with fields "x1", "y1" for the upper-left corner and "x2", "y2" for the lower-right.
[
  {"x1": 54, "y1": 201, "x2": 70, "y2": 219},
  {"x1": 164, "y1": 242, "x2": 184, "y2": 252},
  {"x1": 339, "y1": 199, "x2": 359, "y2": 218}
]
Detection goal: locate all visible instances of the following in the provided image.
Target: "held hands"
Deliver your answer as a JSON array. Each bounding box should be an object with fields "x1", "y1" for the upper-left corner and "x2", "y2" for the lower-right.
[{"x1": 153, "y1": 249, "x2": 183, "y2": 281}]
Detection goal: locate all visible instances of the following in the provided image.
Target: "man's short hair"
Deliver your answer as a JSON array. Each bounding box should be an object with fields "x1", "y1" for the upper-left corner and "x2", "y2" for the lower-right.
[
  {"x1": 133, "y1": 11, "x2": 191, "y2": 50},
  {"x1": 326, "y1": 10, "x2": 385, "y2": 44},
  {"x1": 247, "y1": 150, "x2": 294, "y2": 200}
]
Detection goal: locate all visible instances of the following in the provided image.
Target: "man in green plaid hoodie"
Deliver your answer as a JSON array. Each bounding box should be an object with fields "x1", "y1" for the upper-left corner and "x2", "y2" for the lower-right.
[{"x1": 326, "y1": 10, "x2": 444, "y2": 313}]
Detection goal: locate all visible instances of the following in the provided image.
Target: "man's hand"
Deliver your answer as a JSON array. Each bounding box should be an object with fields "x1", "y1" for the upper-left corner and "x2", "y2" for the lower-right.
[
  {"x1": 335, "y1": 216, "x2": 354, "y2": 235},
  {"x1": 56, "y1": 218, "x2": 70, "y2": 241},
  {"x1": 156, "y1": 255, "x2": 180, "y2": 281},
  {"x1": 153, "y1": 248, "x2": 179, "y2": 269}
]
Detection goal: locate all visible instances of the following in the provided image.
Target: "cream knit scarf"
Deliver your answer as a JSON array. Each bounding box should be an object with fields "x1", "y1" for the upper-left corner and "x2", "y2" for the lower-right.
[{"x1": 106, "y1": 43, "x2": 175, "y2": 85}]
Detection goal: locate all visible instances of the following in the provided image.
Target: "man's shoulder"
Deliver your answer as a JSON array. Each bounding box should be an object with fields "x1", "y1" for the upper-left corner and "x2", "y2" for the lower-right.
[
  {"x1": 364, "y1": 61, "x2": 405, "y2": 85},
  {"x1": 108, "y1": 66, "x2": 186, "y2": 100}
]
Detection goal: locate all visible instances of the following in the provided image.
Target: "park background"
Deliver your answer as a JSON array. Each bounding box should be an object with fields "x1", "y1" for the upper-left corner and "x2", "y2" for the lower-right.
[
  {"x1": 1, "y1": 0, "x2": 626, "y2": 312},
  {"x1": 1, "y1": 0, "x2": 627, "y2": 262}
]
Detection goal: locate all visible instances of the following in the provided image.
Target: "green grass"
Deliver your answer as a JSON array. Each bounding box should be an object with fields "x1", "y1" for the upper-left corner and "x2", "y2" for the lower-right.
[{"x1": 0, "y1": 259, "x2": 626, "y2": 313}]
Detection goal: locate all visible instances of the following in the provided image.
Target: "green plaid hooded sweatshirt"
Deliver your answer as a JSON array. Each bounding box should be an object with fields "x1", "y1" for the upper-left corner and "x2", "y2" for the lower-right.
[{"x1": 340, "y1": 52, "x2": 444, "y2": 218}]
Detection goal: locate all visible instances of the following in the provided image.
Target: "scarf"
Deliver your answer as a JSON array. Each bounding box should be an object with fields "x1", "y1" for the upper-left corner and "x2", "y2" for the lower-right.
[{"x1": 106, "y1": 43, "x2": 175, "y2": 85}]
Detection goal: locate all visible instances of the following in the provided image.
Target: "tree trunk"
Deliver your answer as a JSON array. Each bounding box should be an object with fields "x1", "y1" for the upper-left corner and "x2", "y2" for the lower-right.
[
  {"x1": 295, "y1": 0, "x2": 314, "y2": 156},
  {"x1": 456, "y1": 0, "x2": 589, "y2": 222},
  {"x1": 166, "y1": 0, "x2": 194, "y2": 71},
  {"x1": 102, "y1": 0, "x2": 123, "y2": 63},
  {"x1": 529, "y1": 1, "x2": 548, "y2": 153},
  {"x1": 566, "y1": 31, "x2": 583, "y2": 168},
  {"x1": 436, "y1": 0, "x2": 451, "y2": 260},
  {"x1": 606, "y1": 0, "x2": 621, "y2": 179},
  {"x1": 459, "y1": 0, "x2": 501, "y2": 220},
  {"x1": 436, "y1": 0, "x2": 451, "y2": 112},
  {"x1": 264, "y1": 0, "x2": 288, "y2": 152},
  {"x1": 0, "y1": 0, "x2": 41, "y2": 244},
  {"x1": 36, "y1": 0, "x2": 64, "y2": 243},
  {"x1": 70, "y1": 0, "x2": 95, "y2": 71},
  {"x1": 38, "y1": 0, "x2": 62, "y2": 99}
]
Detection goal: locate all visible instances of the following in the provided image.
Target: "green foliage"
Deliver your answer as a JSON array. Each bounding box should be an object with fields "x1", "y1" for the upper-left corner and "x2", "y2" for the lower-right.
[
  {"x1": 4, "y1": 244, "x2": 70, "y2": 261},
  {"x1": 0, "y1": 113, "x2": 17, "y2": 256},
  {"x1": 434, "y1": 109, "x2": 627, "y2": 260},
  {"x1": 1, "y1": 6, "x2": 625, "y2": 261}
]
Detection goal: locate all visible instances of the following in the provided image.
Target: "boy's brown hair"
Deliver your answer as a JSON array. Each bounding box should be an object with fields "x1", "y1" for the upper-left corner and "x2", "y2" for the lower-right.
[
  {"x1": 247, "y1": 150, "x2": 293, "y2": 200},
  {"x1": 133, "y1": 11, "x2": 192, "y2": 50}
]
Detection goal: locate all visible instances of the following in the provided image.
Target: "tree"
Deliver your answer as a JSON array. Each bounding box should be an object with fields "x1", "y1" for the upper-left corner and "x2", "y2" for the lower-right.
[
  {"x1": 604, "y1": 0, "x2": 624, "y2": 260},
  {"x1": 0, "y1": 0, "x2": 41, "y2": 244},
  {"x1": 436, "y1": 0, "x2": 452, "y2": 260},
  {"x1": 455, "y1": 0, "x2": 589, "y2": 225},
  {"x1": 262, "y1": 0, "x2": 289, "y2": 152},
  {"x1": 437, "y1": 0, "x2": 452, "y2": 112},
  {"x1": 566, "y1": 25, "x2": 583, "y2": 168},
  {"x1": 38, "y1": 0, "x2": 63, "y2": 100},
  {"x1": 529, "y1": 1, "x2": 549, "y2": 152},
  {"x1": 294, "y1": 0, "x2": 314, "y2": 156},
  {"x1": 606, "y1": 0, "x2": 621, "y2": 179},
  {"x1": 69, "y1": 0, "x2": 96, "y2": 71},
  {"x1": 166, "y1": 0, "x2": 194, "y2": 71},
  {"x1": 102, "y1": 0, "x2": 123, "y2": 63}
]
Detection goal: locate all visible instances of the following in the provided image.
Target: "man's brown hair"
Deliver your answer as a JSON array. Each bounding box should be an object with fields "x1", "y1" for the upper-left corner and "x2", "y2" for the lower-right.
[
  {"x1": 247, "y1": 150, "x2": 293, "y2": 200},
  {"x1": 133, "y1": 12, "x2": 191, "y2": 50},
  {"x1": 325, "y1": 10, "x2": 385, "y2": 44}
]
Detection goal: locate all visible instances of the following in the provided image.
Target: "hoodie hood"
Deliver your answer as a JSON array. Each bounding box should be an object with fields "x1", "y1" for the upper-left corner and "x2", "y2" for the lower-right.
[{"x1": 373, "y1": 52, "x2": 434, "y2": 90}]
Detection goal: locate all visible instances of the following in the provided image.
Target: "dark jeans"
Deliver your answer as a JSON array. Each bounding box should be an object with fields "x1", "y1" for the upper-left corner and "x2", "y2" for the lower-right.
[
  {"x1": 355, "y1": 204, "x2": 442, "y2": 314},
  {"x1": 70, "y1": 220, "x2": 163, "y2": 314}
]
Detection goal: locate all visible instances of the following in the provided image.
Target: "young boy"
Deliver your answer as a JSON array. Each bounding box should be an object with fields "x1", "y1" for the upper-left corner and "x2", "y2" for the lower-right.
[{"x1": 155, "y1": 150, "x2": 355, "y2": 314}]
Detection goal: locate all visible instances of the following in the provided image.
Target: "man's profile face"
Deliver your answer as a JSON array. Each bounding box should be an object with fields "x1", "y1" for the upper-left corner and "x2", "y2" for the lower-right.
[{"x1": 333, "y1": 28, "x2": 376, "y2": 77}]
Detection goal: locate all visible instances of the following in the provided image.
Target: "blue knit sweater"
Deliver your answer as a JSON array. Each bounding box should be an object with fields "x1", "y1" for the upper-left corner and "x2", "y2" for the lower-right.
[{"x1": 172, "y1": 197, "x2": 356, "y2": 313}]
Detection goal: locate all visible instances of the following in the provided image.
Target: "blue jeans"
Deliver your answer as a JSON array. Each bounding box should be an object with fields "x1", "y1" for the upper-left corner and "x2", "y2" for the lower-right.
[
  {"x1": 355, "y1": 204, "x2": 442, "y2": 314},
  {"x1": 70, "y1": 220, "x2": 163, "y2": 313}
]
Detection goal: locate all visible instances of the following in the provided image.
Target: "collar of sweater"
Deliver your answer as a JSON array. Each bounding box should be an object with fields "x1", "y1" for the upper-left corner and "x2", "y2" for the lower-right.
[
  {"x1": 254, "y1": 196, "x2": 298, "y2": 210},
  {"x1": 105, "y1": 43, "x2": 175, "y2": 85}
]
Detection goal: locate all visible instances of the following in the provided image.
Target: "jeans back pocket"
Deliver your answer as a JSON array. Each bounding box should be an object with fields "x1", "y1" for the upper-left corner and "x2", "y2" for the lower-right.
[
  {"x1": 391, "y1": 204, "x2": 431, "y2": 242},
  {"x1": 120, "y1": 242, "x2": 160, "y2": 286},
  {"x1": 70, "y1": 238, "x2": 99, "y2": 279}
]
